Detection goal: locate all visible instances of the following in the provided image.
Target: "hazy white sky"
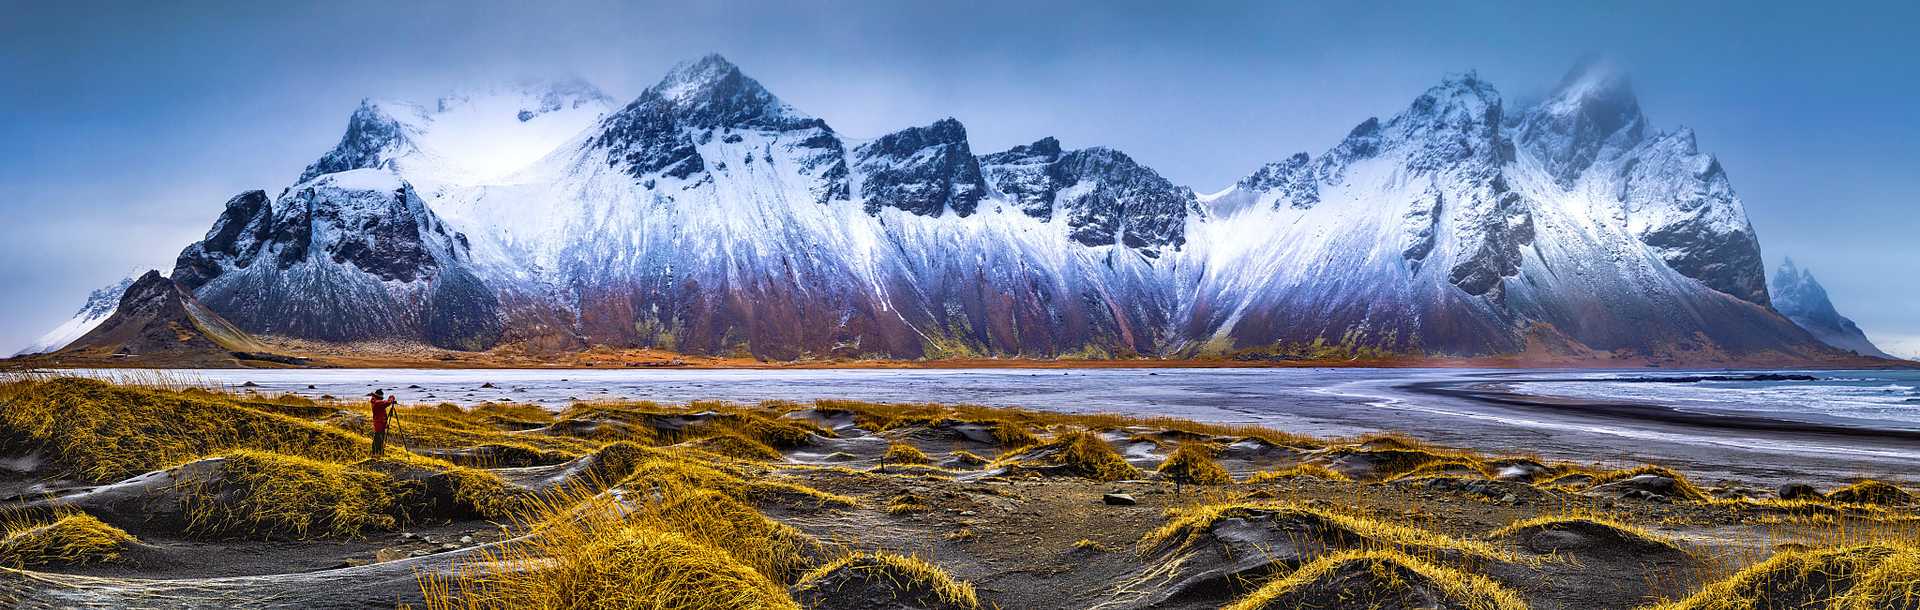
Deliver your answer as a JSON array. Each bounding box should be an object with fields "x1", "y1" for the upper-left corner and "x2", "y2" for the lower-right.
[{"x1": 2, "y1": 1, "x2": 1915, "y2": 356}]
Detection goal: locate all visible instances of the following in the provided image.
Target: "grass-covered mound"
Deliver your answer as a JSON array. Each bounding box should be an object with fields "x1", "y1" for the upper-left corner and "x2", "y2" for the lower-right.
[
  {"x1": 0, "y1": 377, "x2": 367, "y2": 481},
  {"x1": 793, "y1": 552, "x2": 982, "y2": 610},
  {"x1": 424, "y1": 523, "x2": 798, "y2": 610},
  {"x1": 1156, "y1": 442, "x2": 1230, "y2": 487},
  {"x1": 682, "y1": 433, "x2": 783, "y2": 461},
  {"x1": 990, "y1": 430, "x2": 1140, "y2": 481},
  {"x1": 173, "y1": 450, "x2": 524, "y2": 539},
  {"x1": 1221, "y1": 549, "x2": 1529, "y2": 610},
  {"x1": 614, "y1": 445, "x2": 856, "y2": 510},
  {"x1": 1243, "y1": 464, "x2": 1351, "y2": 483},
  {"x1": 1311, "y1": 443, "x2": 1492, "y2": 481},
  {"x1": 0, "y1": 512, "x2": 137, "y2": 567},
  {"x1": 1545, "y1": 465, "x2": 1712, "y2": 503},
  {"x1": 1142, "y1": 501, "x2": 1508, "y2": 562},
  {"x1": 1115, "y1": 501, "x2": 1510, "y2": 607},
  {"x1": 882, "y1": 441, "x2": 932, "y2": 466},
  {"x1": 1826, "y1": 480, "x2": 1915, "y2": 507},
  {"x1": 1487, "y1": 513, "x2": 1683, "y2": 557},
  {"x1": 1656, "y1": 542, "x2": 1920, "y2": 610},
  {"x1": 423, "y1": 479, "x2": 828, "y2": 610}
]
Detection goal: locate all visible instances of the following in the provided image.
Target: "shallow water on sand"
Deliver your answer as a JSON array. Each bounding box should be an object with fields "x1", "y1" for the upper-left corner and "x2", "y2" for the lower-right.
[{"x1": 51, "y1": 367, "x2": 1920, "y2": 484}]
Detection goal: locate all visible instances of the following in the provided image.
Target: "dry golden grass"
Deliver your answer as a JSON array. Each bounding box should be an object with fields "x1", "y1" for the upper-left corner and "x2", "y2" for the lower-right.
[
  {"x1": 0, "y1": 511, "x2": 137, "y2": 567},
  {"x1": 179, "y1": 450, "x2": 401, "y2": 538},
  {"x1": 1155, "y1": 443, "x2": 1230, "y2": 487},
  {"x1": 992, "y1": 430, "x2": 1141, "y2": 482},
  {"x1": 883, "y1": 441, "x2": 933, "y2": 465},
  {"x1": 1487, "y1": 512, "x2": 1682, "y2": 553},
  {"x1": 1243, "y1": 464, "x2": 1352, "y2": 483},
  {"x1": 1140, "y1": 501, "x2": 1511, "y2": 563},
  {"x1": 1583, "y1": 465, "x2": 1713, "y2": 502},
  {"x1": 0, "y1": 377, "x2": 368, "y2": 482},
  {"x1": 793, "y1": 552, "x2": 982, "y2": 610},
  {"x1": 1826, "y1": 480, "x2": 1914, "y2": 507},
  {"x1": 1072, "y1": 538, "x2": 1114, "y2": 553},
  {"x1": 682, "y1": 433, "x2": 782, "y2": 461},
  {"x1": 1653, "y1": 541, "x2": 1920, "y2": 610},
  {"x1": 1221, "y1": 548, "x2": 1529, "y2": 610},
  {"x1": 614, "y1": 446, "x2": 854, "y2": 510},
  {"x1": 422, "y1": 469, "x2": 827, "y2": 610},
  {"x1": 335, "y1": 404, "x2": 596, "y2": 456}
]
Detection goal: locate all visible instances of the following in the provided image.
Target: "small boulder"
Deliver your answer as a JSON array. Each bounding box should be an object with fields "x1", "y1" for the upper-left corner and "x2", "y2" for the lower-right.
[
  {"x1": 1777, "y1": 483, "x2": 1823, "y2": 501},
  {"x1": 1103, "y1": 493, "x2": 1138, "y2": 506}
]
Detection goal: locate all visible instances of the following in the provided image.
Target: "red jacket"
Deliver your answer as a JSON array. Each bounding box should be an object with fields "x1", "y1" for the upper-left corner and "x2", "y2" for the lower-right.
[{"x1": 370, "y1": 397, "x2": 397, "y2": 432}]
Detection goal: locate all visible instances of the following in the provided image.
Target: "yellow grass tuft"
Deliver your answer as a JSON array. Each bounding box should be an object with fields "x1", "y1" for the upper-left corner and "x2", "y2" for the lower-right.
[
  {"x1": 992, "y1": 430, "x2": 1141, "y2": 482},
  {"x1": 0, "y1": 511, "x2": 138, "y2": 567},
  {"x1": 1156, "y1": 443, "x2": 1231, "y2": 487},
  {"x1": 1140, "y1": 501, "x2": 1509, "y2": 562},
  {"x1": 1584, "y1": 465, "x2": 1712, "y2": 502},
  {"x1": 1654, "y1": 542, "x2": 1920, "y2": 610},
  {"x1": 1487, "y1": 512, "x2": 1682, "y2": 553},
  {"x1": 1827, "y1": 480, "x2": 1914, "y2": 507},
  {"x1": 683, "y1": 433, "x2": 782, "y2": 461},
  {"x1": 1244, "y1": 464, "x2": 1352, "y2": 483},
  {"x1": 794, "y1": 552, "x2": 982, "y2": 610},
  {"x1": 883, "y1": 441, "x2": 933, "y2": 465},
  {"x1": 1221, "y1": 548, "x2": 1528, "y2": 610}
]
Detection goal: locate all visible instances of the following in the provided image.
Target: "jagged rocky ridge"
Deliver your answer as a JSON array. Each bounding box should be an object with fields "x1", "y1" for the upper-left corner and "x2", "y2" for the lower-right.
[
  {"x1": 49, "y1": 55, "x2": 1864, "y2": 361},
  {"x1": 1769, "y1": 259, "x2": 1891, "y2": 358}
]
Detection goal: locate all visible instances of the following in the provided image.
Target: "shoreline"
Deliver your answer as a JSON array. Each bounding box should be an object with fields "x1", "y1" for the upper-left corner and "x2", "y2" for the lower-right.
[{"x1": 1406, "y1": 378, "x2": 1920, "y2": 443}]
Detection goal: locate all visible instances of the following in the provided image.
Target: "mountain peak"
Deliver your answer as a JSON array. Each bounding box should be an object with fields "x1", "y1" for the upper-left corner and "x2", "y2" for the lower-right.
[
  {"x1": 653, "y1": 53, "x2": 747, "y2": 102},
  {"x1": 1770, "y1": 258, "x2": 1893, "y2": 358},
  {"x1": 1517, "y1": 58, "x2": 1647, "y2": 185}
]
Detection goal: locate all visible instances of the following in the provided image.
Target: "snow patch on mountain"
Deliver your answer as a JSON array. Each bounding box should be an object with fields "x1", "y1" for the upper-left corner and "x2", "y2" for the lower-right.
[
  {"x1": 300, "y1": 78, "x2": 616, "y2": 194},
  {"x1": 14, "y1": 276, "x2": 136, "y2": 355}
]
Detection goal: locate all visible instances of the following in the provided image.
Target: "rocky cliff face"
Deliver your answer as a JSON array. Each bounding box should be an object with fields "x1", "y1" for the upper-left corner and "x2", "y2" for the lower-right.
[
  {"x1": 978, "y1": 137, "x2": 1197, "y2": 255},
  {"x1": 172, "y1": 171, "x2": 501, "y2": 350},
  {"x1": 63, "y1": 54, "x2": 1841, "y2": 363},
  {"x1": 1770, "y1": 259, "x2": 1892, "y2": 358}
]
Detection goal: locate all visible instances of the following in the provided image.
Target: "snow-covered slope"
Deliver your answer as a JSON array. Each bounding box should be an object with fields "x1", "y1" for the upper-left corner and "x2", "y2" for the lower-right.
[
  {"x1": 300, "y1": 78, "x2": 616, "y2": 195},
  {"x1": 94, "y1": 54, "x2": 1842, "y2": 362},
  {"x1": 1184, "y1": 63, "x2": 1813, "y2": 358},
  {"x1": 431, "y1": 55, "x2": 1187, "y2": 358},
  {"x1": 1770, "y1": 258, "x2": 1892, "y2": 358},
  {"x1": 15, "y1": 276, "x2": 135, "y2": 355}
]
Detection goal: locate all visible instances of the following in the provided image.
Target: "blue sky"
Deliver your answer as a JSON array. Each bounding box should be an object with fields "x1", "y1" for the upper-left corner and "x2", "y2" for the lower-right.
[{"x1": 2, "y1": 1, "x2": 1915, "y2": 356}]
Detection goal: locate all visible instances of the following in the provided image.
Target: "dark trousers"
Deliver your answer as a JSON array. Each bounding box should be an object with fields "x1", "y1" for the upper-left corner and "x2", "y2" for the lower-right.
[{"x1": 372, "y1": 429, "x2": 387, "y2": 456}]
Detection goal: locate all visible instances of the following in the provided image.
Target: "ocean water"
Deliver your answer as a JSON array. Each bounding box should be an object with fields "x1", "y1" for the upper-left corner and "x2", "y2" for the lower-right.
[{"x1": 1507, "y1": 370, "x2": 1920, "y2": 432}]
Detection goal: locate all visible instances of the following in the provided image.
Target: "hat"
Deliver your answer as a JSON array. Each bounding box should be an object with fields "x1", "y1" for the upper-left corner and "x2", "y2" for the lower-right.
[{"x1": 368, "y1": 389, "x2": 384, "y2": 397}]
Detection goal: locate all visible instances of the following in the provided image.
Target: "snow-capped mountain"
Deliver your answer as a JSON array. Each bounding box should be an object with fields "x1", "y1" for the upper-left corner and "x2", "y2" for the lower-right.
[
  {"x1": 1769, "y1": 258, "x2": 1892, "y2": 358},
  {"x1": 1183, "y1": 62, "x2": 1806, "y2": 357},
  {"x1": 93, "y1": 54, "x2": 1851, "y2": 362},
  {"x1": 14, "y1": 276, "x2": 135, "y2": 356},
  {"x1": 173, "y1": 172, "x2": 501, "y2": 350}
]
